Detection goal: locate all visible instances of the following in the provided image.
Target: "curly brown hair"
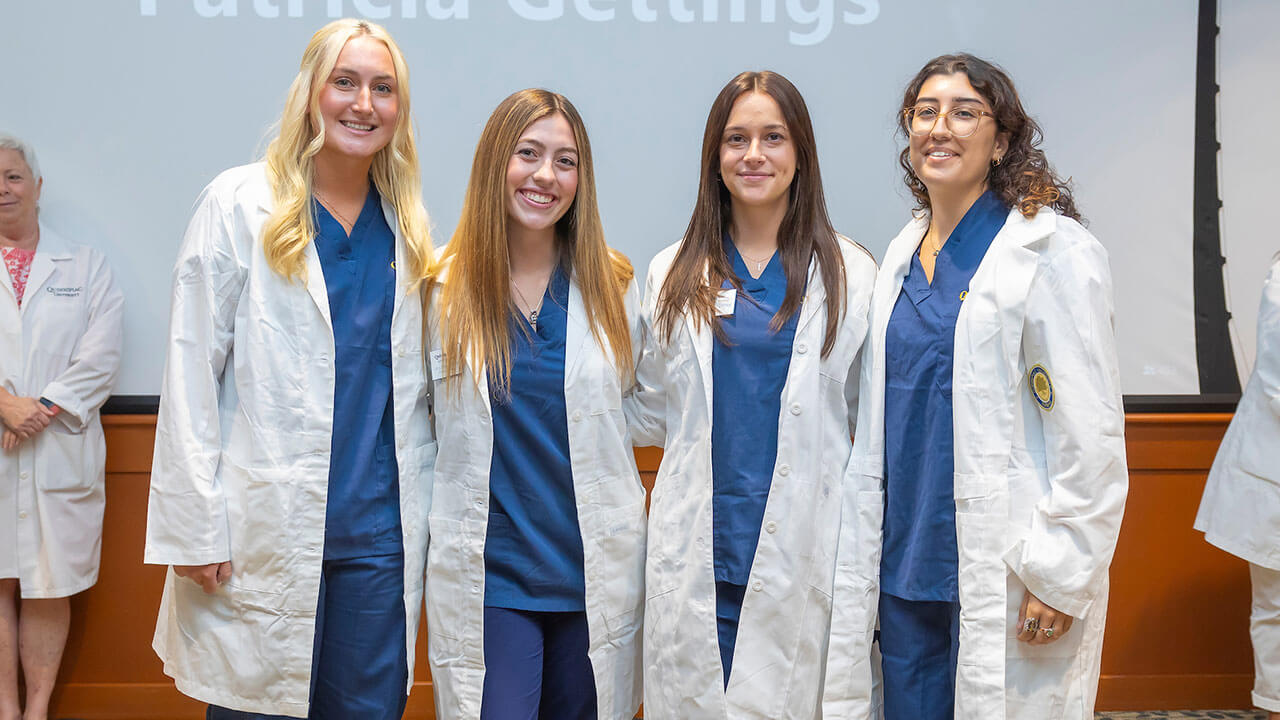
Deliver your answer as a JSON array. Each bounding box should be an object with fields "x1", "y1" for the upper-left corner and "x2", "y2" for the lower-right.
[{"x1": 897, "y1": 53, "x2": 1081, "y2": 222}]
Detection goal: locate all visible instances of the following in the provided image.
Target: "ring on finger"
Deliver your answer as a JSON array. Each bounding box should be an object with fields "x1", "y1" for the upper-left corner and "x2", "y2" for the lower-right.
[
  {"x1": 1022, "y1": 617, "x2": 1039, "y2": 634},
  {"x1": 1041, "y1": 627, "x2": 1055, "y2": 639}
]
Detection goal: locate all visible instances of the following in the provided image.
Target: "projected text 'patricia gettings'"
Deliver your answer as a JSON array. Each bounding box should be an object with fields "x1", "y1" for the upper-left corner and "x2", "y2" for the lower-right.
[{"x1": 137, "y1": 0, "x2": 881, "y2": 46}]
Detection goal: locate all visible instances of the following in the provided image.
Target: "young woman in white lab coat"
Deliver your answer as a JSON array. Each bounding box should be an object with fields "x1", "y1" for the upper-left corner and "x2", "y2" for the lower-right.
[
  {"x1": 822, "y1": 53, "x2": 1128, "y2": 720},
  {"x1": 144, "y1": 20, "x2": 434, "y2": 719},
  {"x1": 424, "y1": 89, "x2": 645, "y2": 720},
  {"x1": 1196, "y1": 256, "x2": 1280, "y2": 720},
  {"x1": 0, "y1": 134, "x2": 123, "y2": 720},
  {"x1": 626, "y1": 71, "x2": 876, "y2": 719}
]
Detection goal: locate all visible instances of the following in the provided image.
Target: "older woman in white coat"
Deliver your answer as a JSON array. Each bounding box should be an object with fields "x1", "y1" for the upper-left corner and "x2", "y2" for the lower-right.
[
  {"x1": 627, "y1": 71, "x2": 876, "y2": 719},
  {"x1": 0, "y1": 134, "x2": 123, "y2": 720},
  {"x1": 1196, "y1": 257, "x2": 1280, "y2": 720},
  {"x1": 144, "y1": 20, "x2": 434, "y2": 719},
  {"x1": 822, "y1": 54, "x2": 1128, "y2": 720},
  {"x1": 425, "y1": 89, "x2": 645, "y2": 720}
]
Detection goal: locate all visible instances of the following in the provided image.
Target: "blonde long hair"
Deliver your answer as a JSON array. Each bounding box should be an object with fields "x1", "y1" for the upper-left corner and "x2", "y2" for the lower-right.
[
  {"x1": 260, "y1": 19, "x2": 432, "y2": 283},
  {"x1": 437, "y1": 89, "x2": 633, "y2": 394}
]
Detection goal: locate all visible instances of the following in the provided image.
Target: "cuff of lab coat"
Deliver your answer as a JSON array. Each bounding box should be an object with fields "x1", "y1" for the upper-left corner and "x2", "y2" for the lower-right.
[
  {"x1": 143, "y1": 545, "x2": 231, "y2": 567},
  {"x1": 1270, "y1": 394, "x2": 1280, "y2": 418},
  {"x1": 1003, "y1": 542, "x2": 1094, "y2": 620},
  {"x1": 39, "y1": 381, "x2": 88, "y2": 431}
]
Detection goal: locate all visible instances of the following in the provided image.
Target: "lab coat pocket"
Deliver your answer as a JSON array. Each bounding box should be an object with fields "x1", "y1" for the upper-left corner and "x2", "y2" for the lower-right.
[
  {"x1": 221, "y1": 462, "x2": 294, "y2": 595},
  {"x1": 586, "y1": 501, "x2": 646, "y2": 633},
  {"x1": 425, "y1": 515, "x2": 472, "y2": 642},
  {"x1": 34, "y1": 428, "x2": 99, "y2": 491}
]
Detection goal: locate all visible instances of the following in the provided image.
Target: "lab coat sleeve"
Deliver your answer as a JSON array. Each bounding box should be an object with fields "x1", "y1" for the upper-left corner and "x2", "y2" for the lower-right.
[
  {"x1": 1004, "y1": 237, "x2": 1129, "y2": 620},
  {"x1": 40, "y1": 250, "x2": 124, "y2": 430},
  {"x1": 144, "y1": 183, "x2": 247, "y2": 566},
  {"x1": 623, "y1": 259, "x2": 668, "y2": 447},
  {"x1": 1255, "y1": 263, "x2": 1280, "y2": 418}
]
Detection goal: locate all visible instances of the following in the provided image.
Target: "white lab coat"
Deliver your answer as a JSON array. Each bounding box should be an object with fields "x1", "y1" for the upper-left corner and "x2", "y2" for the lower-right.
[
  {"x1": 1196, "y1": 257, "x2": 1280, "y2": 570},
  {"x1": 0, "y1": 225, "x2": 123, "y2": 598},
  {"x1": 424, "y1": 267, "x2": 646, "y2": 720},
  {"x1": 144, "y1": 164, "x2": 435, "y2": 717},
  {"x1": 626, "y1": 236, "x2": 876, "y2": 719},
  {"x1": 823, "y1": 207, "x2": 1129, "y2": 720}
]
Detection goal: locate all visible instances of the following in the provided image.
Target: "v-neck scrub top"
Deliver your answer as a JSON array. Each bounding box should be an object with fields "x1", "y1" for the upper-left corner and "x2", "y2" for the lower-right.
[
  {"x1": 880, "y1": 190, "x2": 1008, "y2": 601},
  {"x1": 311, "y1": 187, "x2": 402, "y2": 560},
  {"x1": 484, "y1": 267, "x2": 586, "y2": 612},
  {"x1": 711, "y1": 237, "x2": 799, "y2": 586}
]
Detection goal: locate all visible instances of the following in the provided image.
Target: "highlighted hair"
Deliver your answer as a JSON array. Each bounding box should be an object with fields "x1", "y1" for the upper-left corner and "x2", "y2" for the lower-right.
[
  {"x1": 436, "y1": 89, "x2": 633, "y2": 395},
  {"x1": 260, "y1": 19, "x2": 432, "y2": 284}
]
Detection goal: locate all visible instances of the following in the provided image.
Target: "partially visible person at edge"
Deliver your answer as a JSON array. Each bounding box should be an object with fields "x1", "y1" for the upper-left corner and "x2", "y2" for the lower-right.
[
  {"x1": 0, "y1": 134, "x2": 123, "y2": 720},
  {"x1": 822, "y1": 53, "x2": 1128, "y2": 719},
  {"x1": 625, "y1": 70, "x2": 877, "y2": 718},
  {"x1": 424, "y1": 88, "x2": 645, "y2": 720},
  {"x1": 1196, "y1": 254, "x2": 1280, "y2": 720},
  {"x1": 143, "y1": 19, "x2": 434, "y2": 719}
]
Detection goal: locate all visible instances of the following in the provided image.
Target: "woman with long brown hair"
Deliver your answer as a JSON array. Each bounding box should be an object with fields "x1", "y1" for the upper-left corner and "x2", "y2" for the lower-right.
[
  {"x1": 822, "y1": 53, "x2": 1128, "y2": 719},
  {"x1": 626, "y1": 70, "x2": 876, "y2": 718},
  {"x1": 424, "y1": 88, "x2": 645, "y2": 720}
]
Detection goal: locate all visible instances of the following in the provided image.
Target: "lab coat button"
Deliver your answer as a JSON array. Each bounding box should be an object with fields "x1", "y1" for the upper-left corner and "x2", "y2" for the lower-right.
[
  {"x1": 19, "y1": 472, "x2": 28, "y2": 480},
  {"x1": 790, "y1": 404, "x2": 802, "y2": 416},
  {"x1": 777, "y1": 464, "x2": 790, "y2": 477},
  {"x1": 18, "y1": 512, "x2": 27, "y2": 520},
  {"x1": 797, "y1": 343, "x2": 808, "y2": 354},
  {"x1": 572, "y1": 411, "x2": 583, "y2": 422},
  {"x1": 765, "y1": 521, "x2": 778, "y2": 534},
  {"x1": 752, "y1": 580, "x2": 763, "y2": 592}
]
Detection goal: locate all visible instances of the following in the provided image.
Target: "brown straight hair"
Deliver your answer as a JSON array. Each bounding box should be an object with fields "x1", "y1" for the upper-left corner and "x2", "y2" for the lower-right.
[
  {"x1": 655, "y1": 71, "x2": 846, "y2": 356},
  {"x1": 435, "y1": 88, "x2": 633, "y2": 394}
]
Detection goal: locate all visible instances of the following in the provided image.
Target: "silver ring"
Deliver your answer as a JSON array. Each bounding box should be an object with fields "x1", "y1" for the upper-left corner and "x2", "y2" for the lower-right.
[
  {"x1": 1041, "y1": 627, "x2": 1055, "y2": 639},
  {"x1": 1022, "y1": 617, "x2": 1039, "y2": 634}
]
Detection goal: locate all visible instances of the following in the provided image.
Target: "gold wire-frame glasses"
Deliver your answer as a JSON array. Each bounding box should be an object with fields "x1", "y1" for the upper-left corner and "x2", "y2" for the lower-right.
[{"x1": 904, "y1": 105, "x2": 996, "y2": 138}]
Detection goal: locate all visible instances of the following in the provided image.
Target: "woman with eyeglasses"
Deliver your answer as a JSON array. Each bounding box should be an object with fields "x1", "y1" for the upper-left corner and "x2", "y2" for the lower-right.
[{"x1": 823, "y1": 53, "x2": 1128, "y2": 719}]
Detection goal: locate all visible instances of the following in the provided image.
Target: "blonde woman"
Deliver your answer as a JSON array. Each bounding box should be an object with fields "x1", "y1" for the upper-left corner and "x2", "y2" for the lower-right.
[
  {"x1": 425, "y1": 89, "x2": 644, "y2": 720},
  {"x1": 144, "y1": 19, "x2": 434, "y2": 719}
]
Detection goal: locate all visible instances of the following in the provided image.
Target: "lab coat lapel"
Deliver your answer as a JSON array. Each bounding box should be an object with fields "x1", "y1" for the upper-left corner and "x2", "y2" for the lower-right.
[
  {"x1": 565, "y1": 274, "x2": 589, "y2": 382},
  {"x1": 794, "y1": 256, "x2": 825, "y2": 336},
  {"x1": 302, "y1": 242, "x2": 333, "y2": 334},
  {"x1": 22, "y1": 230, "x2": 72, "y2": 320}
]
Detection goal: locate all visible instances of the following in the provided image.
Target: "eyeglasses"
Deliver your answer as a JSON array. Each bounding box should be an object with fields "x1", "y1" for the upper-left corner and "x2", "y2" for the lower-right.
[{"x1": 904, "y1": 105, "x2": 995, "y2": 138}]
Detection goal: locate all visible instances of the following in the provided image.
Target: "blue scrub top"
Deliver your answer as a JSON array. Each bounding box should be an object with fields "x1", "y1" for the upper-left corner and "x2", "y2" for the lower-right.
[
  {"x1": 711, "y1": 237, "x2": 798, "y2": 586},
  {"x1": 312, "y1": 186, "x2": 402, "y2": 560},
  {"x1": 881, "y1": 190, "x2": 1008, "y2": 601},
  {"x1": 484, "y1": 267, "x2": 585, "y2": 612}
]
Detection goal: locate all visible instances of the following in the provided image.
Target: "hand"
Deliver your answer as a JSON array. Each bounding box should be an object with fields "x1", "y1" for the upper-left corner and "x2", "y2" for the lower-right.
[
  {"x1": 0, "y1": 395, "x2": 55, "y2": 438},
  {"x1": 1, "y1": 430, "x2": 19, "y2": 452},
  {"x1": 1017, "y1": 590, "x2": 1074, "y2": 645},
  {"x1": 174, "y1": 562, "x2": 232, "y2": 594}
]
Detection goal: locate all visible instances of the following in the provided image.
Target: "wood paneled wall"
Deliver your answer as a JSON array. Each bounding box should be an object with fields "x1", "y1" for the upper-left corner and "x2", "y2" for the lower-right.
[{"x1": 41, "y1": 414, "x2": 1250, "y2": 718}]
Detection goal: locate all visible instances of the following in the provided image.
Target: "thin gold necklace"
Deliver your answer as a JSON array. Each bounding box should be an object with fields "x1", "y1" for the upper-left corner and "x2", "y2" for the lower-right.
[
  {"x1": 738, "y1": 248, "x2": 776, "y2": 275},
  {"x1": 314, "y1": 191, "x2": 355, "y2": 230}
]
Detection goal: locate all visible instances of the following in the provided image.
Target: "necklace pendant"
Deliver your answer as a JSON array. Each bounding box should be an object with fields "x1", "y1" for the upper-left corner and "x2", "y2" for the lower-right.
[{"x1": 529, "y1": 309, "x2": 538, "y2": 328}]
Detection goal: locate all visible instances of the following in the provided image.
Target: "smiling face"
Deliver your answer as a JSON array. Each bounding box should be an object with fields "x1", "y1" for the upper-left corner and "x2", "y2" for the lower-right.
[
  {"x1": 908, "y1": 72, "x2": 1007, "y2": 202},
  {"x1": 718, "y1": 91, "x2": 796, "y2": 215},
  {"x1": 316, "y1": 35, "x2": 399, "y2": 163},
  {"x1": 505, "y1": 113, "x2": 580, "y2": 235},
  {"x1": 0, "y1": 149, "x2": 41, "y2": 228}
]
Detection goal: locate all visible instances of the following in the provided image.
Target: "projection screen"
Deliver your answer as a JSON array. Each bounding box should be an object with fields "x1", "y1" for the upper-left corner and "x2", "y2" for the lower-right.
[{"x1": 4, "y1": 0, "x2": 1239, "y2": 399}]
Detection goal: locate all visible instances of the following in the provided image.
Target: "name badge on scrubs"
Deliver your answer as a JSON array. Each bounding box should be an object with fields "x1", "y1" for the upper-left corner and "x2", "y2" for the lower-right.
[
  {"x1": 429, "y1": 350, "x2": 448, "y2": 381},
  {"x1": 715, "y1": 288, "x2": 737, "y2": 317}
]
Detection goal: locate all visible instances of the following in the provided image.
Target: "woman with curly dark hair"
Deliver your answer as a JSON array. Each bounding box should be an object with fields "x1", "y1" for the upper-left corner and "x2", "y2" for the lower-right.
[{"x1": 823, "y1": 54, "x2": 1128, "y2": 719}]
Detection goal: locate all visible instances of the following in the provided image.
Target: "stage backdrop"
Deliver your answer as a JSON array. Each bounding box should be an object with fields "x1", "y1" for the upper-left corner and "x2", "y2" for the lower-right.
[{"x1": 6, "y1": 0, "x2": 1268, "y2": 399}]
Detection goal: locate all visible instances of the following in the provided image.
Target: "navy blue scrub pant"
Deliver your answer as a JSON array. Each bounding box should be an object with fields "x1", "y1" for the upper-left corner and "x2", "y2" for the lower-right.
[
  {"x1": 206, "y1": 551, "x2": 408, "y2": 720},
  {"x1": 479, "y1": 606, "x2": 597, "y2": 720},
  {"x1": 714, "y1": 581, "x2": 747, "y2": 686},
  {"x1": 877, "y1": 592, "x2": 961, "y2": 720}
]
